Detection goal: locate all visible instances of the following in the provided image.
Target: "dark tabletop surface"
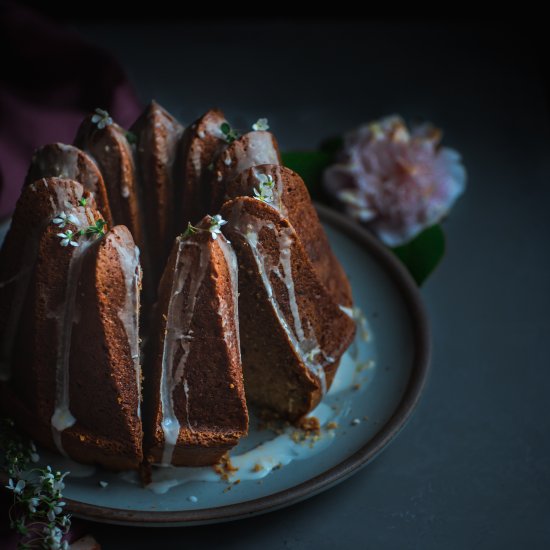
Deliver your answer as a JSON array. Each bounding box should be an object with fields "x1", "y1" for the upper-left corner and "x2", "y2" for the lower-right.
[{"x1": 58, "y1": 20, "x2": 550, "y2": 549}]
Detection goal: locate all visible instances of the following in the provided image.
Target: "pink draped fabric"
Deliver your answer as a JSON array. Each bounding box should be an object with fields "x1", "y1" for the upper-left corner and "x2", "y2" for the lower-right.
[{"x1": 0, "y1": 2, "x2": 142, "y2": 219}]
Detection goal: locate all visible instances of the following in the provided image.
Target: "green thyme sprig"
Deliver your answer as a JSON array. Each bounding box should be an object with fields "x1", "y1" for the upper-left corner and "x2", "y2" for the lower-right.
[
  {"x1": 220, "y1": 117, "x2": 270, "y2": 143},
  {"x1": 52, "y1": 210, "x2": 107, "y2": 248},
  {"x1": 79, "y1": 219, "x2": 107, "y2": 237},
  {"x1": 220, "y1": 122, "x2": 240, "y2": 144},
  {"x1": 181, "y1": 222, "x2": 198, "y2": 239},
  {"x1": 1, "y1": 418, "x2": 72, "y2": 550},
  {"x1": 181, "y1": 215, "x2": 227, "y2": 241}
]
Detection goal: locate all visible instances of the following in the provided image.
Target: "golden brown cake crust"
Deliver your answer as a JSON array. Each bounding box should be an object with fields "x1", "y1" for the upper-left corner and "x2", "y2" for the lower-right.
[
  {"x1": 67, "y1": 225, "x2": 143, "y2": 470},
  {"x1": 0, "y1": 180, "x2": 144, "y2": 471},
  {"x1": 145, "y1": 223, "x2": 248, "y2": 467},
  {"x1": 210, "y1": 131, "x2": 281, "y2": 213},
  {"x1": 221, "y1": 197, "x2": 356, "y2": 420},
  {"x1": 24, "y1": 143, "x2": 113, "y2": 227},
  {"x1": 74, "y1": 114, "x2": 144, "y2": 253},
  {"x1": 227, "y1": 164, "x2": 353, "y2": 307},
  {"x1": 178, "y1": 108, "x2": 228, "y2": 228},
  {"x1": 1, "y1": 105, "x2": 358, "y2": 474},
  {"x1": 131, "y1": 101, "x2": 184, "y2": 277}
]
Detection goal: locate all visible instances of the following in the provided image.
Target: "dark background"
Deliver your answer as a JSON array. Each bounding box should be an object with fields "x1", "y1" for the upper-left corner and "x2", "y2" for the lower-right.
[{"x1": 4, "y1": 9, "x2": 550, "y2": 549}]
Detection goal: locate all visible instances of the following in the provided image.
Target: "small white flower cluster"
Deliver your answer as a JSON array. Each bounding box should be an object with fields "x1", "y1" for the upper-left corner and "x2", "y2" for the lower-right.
[
  {"x1": 4, "y1": 461, "x2": 71, "y2": 548},
  {"x1": 252, "y1": 118, "x2": 270, "y2": 131},
  {"x1": 208, "y1": 215, "x2": 227, "y2": 240},
  {"x1": 253, "y1": 174, "x2": 275, "y2": 204},
  {"x1": 91, "y1": 107, "x2": 113, "y2": 130},
  {"x1": 53, "y1": 211, "x2": 81, "y2": 247},
  {"x1": 43, "y1": 523, "x2": 69, "y2": 550},
  {"x1": 52, "y1": 209, "x2": 107, "y2": 247},
  {"x1": 52, "y1": 212, "x2": 80, "y2": 229}
]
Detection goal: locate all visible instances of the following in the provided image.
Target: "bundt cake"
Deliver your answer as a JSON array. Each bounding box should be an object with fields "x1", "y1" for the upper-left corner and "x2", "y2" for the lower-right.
[{"x1": 0, "y1": 103, "x2": 356, "y2": 473}]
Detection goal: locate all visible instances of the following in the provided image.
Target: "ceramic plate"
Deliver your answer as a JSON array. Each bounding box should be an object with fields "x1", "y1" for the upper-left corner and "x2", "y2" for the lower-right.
[{"x1": 0, "y1": 204, "x2": 430, "y2": 526}]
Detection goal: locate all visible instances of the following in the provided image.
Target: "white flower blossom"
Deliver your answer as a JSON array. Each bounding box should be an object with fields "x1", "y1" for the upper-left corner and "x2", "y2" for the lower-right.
[
  {"x1": 52, "y1": 211, "x2": 80, "y2": 229},
  {"x1": 6, "y1": 478, "x2": 26, "y2": 494},
  {"x1": 253, "y1": 173, "x2": 275, "y2": 204},
  {"x1": 28, "y1": 496, "x2": 40, "y2": 513},
  {"x1": 91, "y1": 108, "x2": 113, "y2": 130},
  {"x1": 252, "y1": 118, "x2": 270, "y2": 131},
  {"x1": 208, "y1": 215, "x2": 227, "y2": 240},
  {"x1": 57, "y1": 230, "x2": 79, "y2": 247}
]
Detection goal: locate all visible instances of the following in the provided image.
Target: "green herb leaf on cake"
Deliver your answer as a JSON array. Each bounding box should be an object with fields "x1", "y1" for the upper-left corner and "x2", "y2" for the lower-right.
[
  {"x1": 82, "y1": 219, "x2": 107, "y2": 236},
  {"x1": 181, "y1": 221, "x2": 198, "y2": 239},
  {"x1": 220, "y1": 122, "x2": 240, "y2": 143}
]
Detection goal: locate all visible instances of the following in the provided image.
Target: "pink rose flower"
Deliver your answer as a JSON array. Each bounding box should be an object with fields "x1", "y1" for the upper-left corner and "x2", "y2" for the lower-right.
[{"x1": 323, "y1": 116, "x2": 466, "y2": 246}]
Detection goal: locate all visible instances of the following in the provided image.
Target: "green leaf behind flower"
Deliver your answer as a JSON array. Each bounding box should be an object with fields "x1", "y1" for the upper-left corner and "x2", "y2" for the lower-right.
[
  {"x1": 391, "y1": 225, "x2": 446, "y2": 286},
  {"x1": 281, "y1": 151, "x2": 333, "y2": 201}
]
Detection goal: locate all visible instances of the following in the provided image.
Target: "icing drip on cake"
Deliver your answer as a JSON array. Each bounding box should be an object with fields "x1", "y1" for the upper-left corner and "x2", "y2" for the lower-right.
[
  {"x1": 115, "y1": 242, "x2": 142, "y2": 419},
  {"x1": 231, "y1": 206, "x2": 332, "y2": 393},
  {"x1": 51, "y1": 234, "x2": 95, "y2": 455},
  {"x1": 234, "y1": 132, "x2": 279, "y2": 175},
  {"x1": 159, "y1": 237, "x2": 209, "y2": 465},
  {"x1": 203, "y1": 117, "x2": 226, "y2": 140},
  {"x1": 35, "y1": 144, "x2": 79, "y2": 180},
  {"x1": 217, "y1": 237, "x2": 241, "y2": 355},
  {"x1": 190, "y1": 115, "x2": 227, "y2": 174}
]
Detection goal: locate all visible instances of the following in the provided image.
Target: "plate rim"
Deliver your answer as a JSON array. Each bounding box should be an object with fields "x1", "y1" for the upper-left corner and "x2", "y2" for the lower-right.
[{"x1": 1, "y1": 204, "x2": 431, "y2": 527}]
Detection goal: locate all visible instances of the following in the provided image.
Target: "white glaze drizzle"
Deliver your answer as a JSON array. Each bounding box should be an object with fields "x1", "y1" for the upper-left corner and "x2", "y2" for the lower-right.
[
  {"x1": 120, "y1": 401, "x2": 339, "y2": 495},
  {"x1": 115, "y1": 241, "x2": 142, "y2": 419},
  {"x1": 73, "y1": 311, "x2": 375, "y2": 494},
  {"x1": 159, "y1": 237, "x2": 209, "y2": 465},
  {"x1": 217, "y1": 236, "x2": 241, "y2": 355},
  {"x1": 203, "y1": 116, "x2": 226, "y2": 140},
  {"x1": 33, "y1": 144, "x2": 101, "y2": 191},
  {"x1": 340, "y1": 306, "x2": 371, "y2": 361},
  {"x1": 51, "y1": 217, "x2": 96, "y2": 456},
  {"x1": 230, "y1": 205, "x2": 331, "y2": 393},
  {"x1": 189, "y1": 115, "x2": 227, "y2": 176},
  {"x1": 153, "y1": 109, "x2": 184, "y2": 176},
  {"x1": 233, "y1": 132, "x2": 279, "y2": 175},
  {"x1": 36, "y1": 144, "x2": 79, "y2": 180}
]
